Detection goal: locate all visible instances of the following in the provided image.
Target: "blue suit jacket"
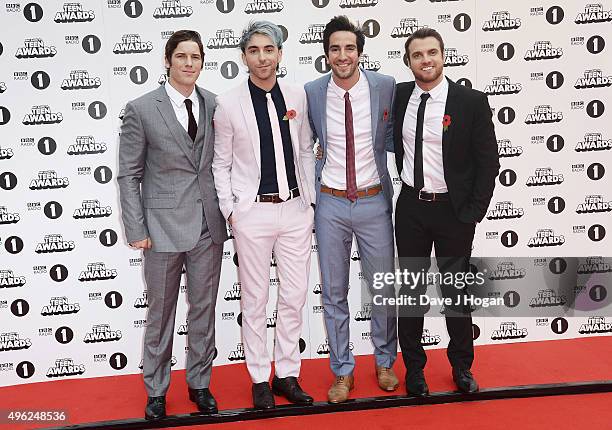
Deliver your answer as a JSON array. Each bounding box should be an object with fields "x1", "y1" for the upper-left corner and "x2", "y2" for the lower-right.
[{"x1": 304, "y1": 69, "x2": 396, "y2": 209}]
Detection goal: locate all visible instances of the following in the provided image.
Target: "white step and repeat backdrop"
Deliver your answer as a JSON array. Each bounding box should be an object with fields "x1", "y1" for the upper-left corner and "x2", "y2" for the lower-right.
[{"x1": 0, "y1": 0, "x2": 611, "y2": 386}]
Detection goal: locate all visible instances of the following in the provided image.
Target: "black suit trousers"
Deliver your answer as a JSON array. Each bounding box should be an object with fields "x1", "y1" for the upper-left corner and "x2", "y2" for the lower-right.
[{"x1": 395, "y1": 184, "x2": 476, "y2": 374}]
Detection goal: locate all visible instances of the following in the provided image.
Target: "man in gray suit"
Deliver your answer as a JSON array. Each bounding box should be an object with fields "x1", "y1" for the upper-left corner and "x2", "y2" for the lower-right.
[
  {"x1": 117, "y1": 30, "x2": 227, "y2": 420},
  {"x1": 304, "y1": 16, "x2": 398, "y2": 403}
]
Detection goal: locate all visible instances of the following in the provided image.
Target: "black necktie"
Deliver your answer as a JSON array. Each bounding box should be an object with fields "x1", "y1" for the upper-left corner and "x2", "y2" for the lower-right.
[
  {"x1": 184, "y1": 98, "x2": 197, "y2": 142},
  {"x1": 413, "y1": 92, "x2": 430, "y2": 191}
]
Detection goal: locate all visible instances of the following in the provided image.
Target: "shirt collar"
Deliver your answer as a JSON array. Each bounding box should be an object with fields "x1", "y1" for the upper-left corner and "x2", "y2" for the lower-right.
[
  {"x1": 165, "y1": 81, "x2": 197, "y2": 108},
  {"x1": 413, "y1": 75, "x2": 447, "y2": 101},
  {"x1": 328, "y1": 68, "x2": 368, "y2": 99}
]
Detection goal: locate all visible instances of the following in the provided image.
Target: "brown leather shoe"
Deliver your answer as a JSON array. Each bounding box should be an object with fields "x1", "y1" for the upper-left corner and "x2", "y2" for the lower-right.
[
  {"x1": 376, "y1": 366, "x2": 399, "y2": 391},
  {"x1": 327, "y1": 374, "x2": 354, "y2": 403}
]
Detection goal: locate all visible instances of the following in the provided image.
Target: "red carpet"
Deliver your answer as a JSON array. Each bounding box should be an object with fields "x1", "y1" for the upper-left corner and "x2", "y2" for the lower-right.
[{"x1": 1, "y1": 337, "x2": 610, "y2": 429}]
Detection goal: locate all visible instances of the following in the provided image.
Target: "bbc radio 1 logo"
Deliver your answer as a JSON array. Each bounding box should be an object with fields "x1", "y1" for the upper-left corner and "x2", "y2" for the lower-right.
[
  {"x1": 30, "y1": 170, "x2": 69, "y2": 190},
  {"x1": 79, "y1": 262, "x2": 117, "y2": 282},
  {"x1": 68, "y1": 136, "x2": 107, "y2": 155},
  {"x1": 528, "y1": 229, "x2": 564, "y2": 247},
  {"x1": 113, "y1": 34, "x2": 153, "y2": 54},
  {"x1": 41, "y1": 296, "x2": 80, "y2": 316},
  {"x1": 482, "y1": 10, "x2": 521, "y2": 31},
  {"x1": 488, "y1": 261, "x2": 526, "y2": 280},
  {"x1": 134, "y1": 291, "x2": 148, "y2": 308},
  {"x1": 575, "y1": 69, "x2": 611, "y2": 89},
  {"x1": 575, "y1": 133, "x2": 611, "y2": 152},
  {"x1": 526, "y1": 167, "x2": 563, "y2": 186},
  {"x1": 153, "y1": 0, "x2": 193, "y2": 18},
  {"x1": 579, "y1": 316, "x2": 612, "y2": 334},
  {"x1": 84, "y1": 324, "x2": 122, "y2": 343},
  {"x1": 529, "y1": 289, "x2": 566, "y2": 307},
  {"x1": 443, "y1": 48, "x2": 469, "y2": 67},
  {"x1": 421, "y1": 329, "x2": 441, "y2": 347},
  {"x1": 484, "y1": 76, "x2": 522, "y2": 96},
  {"x1": 578, "y1": 256, "x2": 611, "y2": 273},
  {"x1": 224, "y1": 282, "x2": 241, "y2": 301},
  {"x1": 244, "y1": 0, "x2": 284, "y2": 13},
  {"x1": 497, "y1": 139, "x2": 522, "y2": 158},
  {"x1": 208, "y1": 29, "x2": 240, "y2": 49},
  {"x1": 47, "y1": 358, "x2": 85, "y2": 378},
  {"x1": 486, "y1": 201, "x2": 524, "y2": 220},
  {"x1": 525, "y1": 105, "x2": 562, "y2": 124},
  {"x1": 0, "y1": 206, "x2": 20, "y2": 224},
  {"x1": 391, "y1": 18, "x2": 425, "y2": 38},
  {"x1": 228, "y1": 342, "x2": 245, "y2": 361},
  {"x1": 23, "y1": 105, "x2": 63, "y2": 125},
  {"x1": 299, "y1": 24, "x2": 325, "y2": 44},
  {"x1": 354, "y1": 303, "x2": 371, "y2": 321},
  {"x1": 73, "y1": 200, "x2": 112, "y2": 219},
  {"x1": 0, "y1": 332, "x2": 31, "y2": 351},
  {"x1": 54, "y1": 2, "x2": 95, "y2": 23},
  {"x1": 576, "y1": 195, "x2": 612, "y2": 214},
  {"x1": 491, "y1": 321, "x2": 528, "y2": 340},
  {"x1": 15, "y1": 38, "x2": 57, "y2": 59},
  {"x1": 0, "y1": 269, "x2": 27, "y2": 288},
  {"x1": 575, "y1": 3, "x2": 612, "y2": 24},
  {"x1": 61, "y1": 70, "x2": 101, "y2": 90},
  {"x1": 524, "y1": 41, "x2": 562, "y2": 61},
  {"x1": 35, "y1": 234, "x2": 76, "y2": 253}
]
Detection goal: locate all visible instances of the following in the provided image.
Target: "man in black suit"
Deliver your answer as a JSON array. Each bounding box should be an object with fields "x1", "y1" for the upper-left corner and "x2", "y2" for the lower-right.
[{"x1": 392, "y1": 28, "x2": 500, "y2": 395}]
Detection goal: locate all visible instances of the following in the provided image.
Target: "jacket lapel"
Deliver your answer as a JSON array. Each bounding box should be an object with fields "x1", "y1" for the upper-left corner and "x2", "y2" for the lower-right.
[
  {"x1": 393, "y1": 82, "x2": 414, "y2": 174},
  {"x1": 239, "y1": 80, "x2": 262, "y2": 168},
  {"x1": 317, "y1": 75, "x2": 330, "y2": 151},
  {"x1": 155, "y1": 86, "x2": 197, "y2": 169},
  {"x1": 442, "y1": 77, "x2": 458, "y2": 163},
  {"x1": 196, "y1": 86, "x2": 213, "y2": 169},
  {"x1": 365, "y1": 70, "x2": 380, "y2": 149}
]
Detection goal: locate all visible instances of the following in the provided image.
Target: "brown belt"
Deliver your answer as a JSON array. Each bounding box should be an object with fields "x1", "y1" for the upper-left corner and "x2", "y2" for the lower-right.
[
  {"x1": 320, "y1": 184, "x2": 382, "y2": 199},
  {"x1": 255, "y1": 187, "x2": 300, "y2": 203}
]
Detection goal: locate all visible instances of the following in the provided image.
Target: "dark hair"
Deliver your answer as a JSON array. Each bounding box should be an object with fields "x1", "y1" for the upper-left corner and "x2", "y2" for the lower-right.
[
  {"x1": 165, "y1": 30, "x2": 204, "y2": 75},
  {"x1": 404, "y1": 28, "x2": 445, "y2": 64},
  {"x1": 323, "y1": 15, "x2": 365, "y2": 56}
]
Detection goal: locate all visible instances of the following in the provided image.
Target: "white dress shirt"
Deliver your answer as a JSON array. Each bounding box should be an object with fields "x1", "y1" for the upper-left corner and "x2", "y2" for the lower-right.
[
  {"x1": 401, "y1": 76, "x2": 449, "y2": 193},
  {"x1": 165, "y1": 81, "x2": 199, "y2": 133},
  {"x1": 322, "y1": 71, "x2": 379, "y2": 190}
]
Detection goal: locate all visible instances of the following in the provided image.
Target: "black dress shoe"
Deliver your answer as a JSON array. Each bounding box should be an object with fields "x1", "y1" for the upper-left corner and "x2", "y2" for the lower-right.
[
  {"x1": 188, "y1": 387, "x2": 218, "y2": 414},
  {"x1": 252, "y1": 382, "x2": 275, "y2": 409},
  {"x1": 405, "y1": 370, "x2": 429, "y2": 397},
  {"x1": 272, "y1": 376, "x2": 314, "y2": 405},
  {"x1": 453, "y1": 368, "x2": 479, "y2": 393},
  {"x1": 144, "y1": 396, "x2": 166, "y2": 420}
]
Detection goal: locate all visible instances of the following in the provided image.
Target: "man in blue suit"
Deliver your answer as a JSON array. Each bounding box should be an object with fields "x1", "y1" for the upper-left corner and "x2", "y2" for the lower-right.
[{"x1": 305, "y1": 15, "x2": 398, "y2": 403}]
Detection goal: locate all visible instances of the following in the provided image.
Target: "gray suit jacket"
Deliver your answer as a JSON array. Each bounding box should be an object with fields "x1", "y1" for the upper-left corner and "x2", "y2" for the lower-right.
[
  {"x1": 117, "y1": 85, "x2": 227, "y2": 252},
  {"x1": 304, "y1": 69, "x2": 396, "y2": 209}
]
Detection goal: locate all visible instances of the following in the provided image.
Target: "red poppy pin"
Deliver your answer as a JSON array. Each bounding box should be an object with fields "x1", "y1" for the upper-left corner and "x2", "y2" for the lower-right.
[
  {"x1": 383, "y1": 108, "x2": 389, "y2": 121},
  {"x1": 283, "y1": 109, "x2": 297, "y2": 121},
  {"x1": 442, "y1": 114, "x2": 451, "y2": 132}
]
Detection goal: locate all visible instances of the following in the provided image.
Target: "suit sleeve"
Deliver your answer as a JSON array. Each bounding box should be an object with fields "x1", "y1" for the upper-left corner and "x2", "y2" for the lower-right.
[
  {"x1": 299, "y1": 90, "x2": 316, "y2": 204},
  {"x1": 466, "y1": 93, "x2": 500, "y2": 222},
  {"x1": 117, "y1": 101, "x2": 149, "y2": 244},
  {"x1": 211, "y1": 98, "x2": 234, "y2": 221},
  {"x1": 385, "y1": 77, "x2": 396, "y2": 153}
]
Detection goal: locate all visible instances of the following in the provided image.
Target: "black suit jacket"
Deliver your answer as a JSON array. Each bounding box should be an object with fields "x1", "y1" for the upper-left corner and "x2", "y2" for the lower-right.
[{"x1": 392, "y1": 78, "x2": 500, "y2": 223}]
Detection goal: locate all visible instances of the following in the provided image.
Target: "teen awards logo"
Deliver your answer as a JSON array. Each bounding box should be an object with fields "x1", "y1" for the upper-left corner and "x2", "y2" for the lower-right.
[
  {"x1": 67, "y1": 136, "x2": 107, "y2": 155},
  {"x1": 487, "y1": 201, "x2": 524, "y2": 220},
  {"x1": 391, "y1": 18, "x2": 425, "y2": 38},
  {"x1": 47, "y1": 358, "x2": 85, "y2": 378},
  {"x1": 228, "y1": 343, "x2": 246, "y2": 361},
  {"x1": 340, "y1": 0, "x2": 378, "y2": 7},
  {"x1": 354, "y1": 303, "x2": 372, "y2": 321},
  {"x1": 224, "y1": 282, "x2": 241, "y2": 301},
  {"x1": 524, "y1": 41, "x2": 563, "y2": 60},
  {"x1": 0, "y1": 269, "x2": 26, "y2": 288},
  {"x1": 443, "y1": 48, "x2": 469, "y2": 67},
  {"x1": 578, "y1": 256, "x2": 611, "y2": 274},
  {"x1": 177, "y1": 321, "x2": 188, "y2": 335},
  {"x1": 0, "y1": 82, "x2": 6, "y2": 93},
  {"x1": 113, "y1": 34, "x2": 153, "y2": 54},
  {"x1": 23, "y1": 105, "x2": 63, "y2": 125},
  {"x1": 527, "y1": 229, "x2": 565, "y2": 247},
  {"x1": 0, "y1": 332, "x2": 32, "y2": 351},
  {"x1": 489, "y1": 261, "x2": 526, "y2": 280},
  {"x1": 575, "y1": 133, "x2": 611, "y2": 152},
  {"x1": 208, "y1": 29, "x2": 240, "y2": 49},
  {"x1": 484, "y1": 76, "x2": 522, "y2": 95},
  {"x1": 134, "y1": 291, "x2": 148, "y2": 308},
  {"x1": 54, "y1": 3, "x2": 95, "y2": 22},
  {"x1": 579, "y1": 316, "x2": 612, "y2": 334},
  {"x1": 15, "y1": 38, "x2": 57, "y2": 58},
  {"x1": 497, "y1": 139, "x2": 522, "y2": 157},
  {"x1": 482, "y1": 10, "x2": 521, "y2": 30},
  {"x1": 245, "y1": 0, "x2": 284, "y2": 13},
  {"x1": 575, "y1": 69, "x2": 611, "y2": 89},
  {"x1": 84, "y1": 324, "x2": 122, "y2": 343},
  {"x1": 299, "y1": 24, "x2": 325, "y2": 43},
  {"x1": 267, "y1": 310, "x2": 277, "y2": 328},
  {"x1": 79, "y1": 262, "x2": 117, "y2": 282},
  {"x1": 575, "y1": 4, "x2": 612, "y2": 24},
  {"x1": 359, "y1": 54, "x2": 381, "y2": 72},
  {"x1": 525, "y1": 105, "x2": 563, "y2": 124},
  {"x1": 73, "y1": 200, "x2": 112, "y2": 219},
  {"x1": 0, "y1": 206, "x2": 20, "y2": 224},
  {"x1": 491, "y1": 321, "x2": 528, "y2": 340},
  {"x1": 61, "y1": 70, "x2": 101, "y2": 90},
  {"x1": 35, "y1": 234, "x2": 76, "y2": 253},
  {"x1": 576, "y1": 195, "x2": 612, "y2": 214},
  {"x1": 30, "y1": 170, "x2": 69, "y2": 190},
  {"x1": 529, "y1": 289, "x2": 566, "y2": 307},
  {"x1": 41, "y1": 297, "x2": 80, "y2": 316},
  {"x1": 421, "y1": 328, "x2": 441, "y2": 346},
  {"x1": 153, "y1": 0, "x2": 193, "y2": 18},
  {"x1": 526, "y1": 167, "x2": 563, "y2": 186}
]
